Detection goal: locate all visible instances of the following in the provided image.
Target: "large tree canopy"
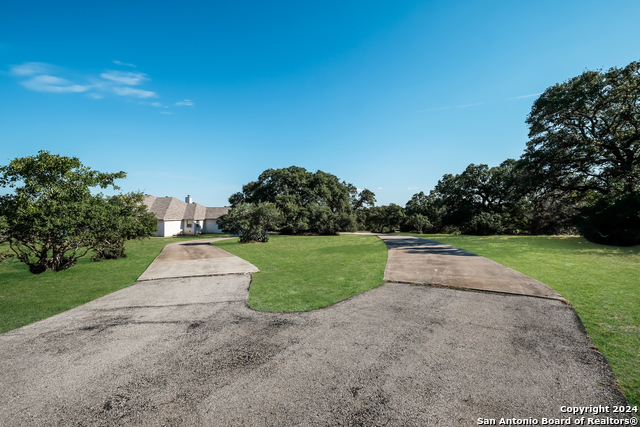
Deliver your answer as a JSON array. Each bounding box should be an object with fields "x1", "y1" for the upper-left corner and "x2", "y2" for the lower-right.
[
  {"x1": 522, "y1": 61, "x2": 640, "y2": 245},
  {"x1": 0, "y1": 151, "x2": 156, "y2": 273},
  {"x1": 522, "y1": 61, "x2": 640, "y2": 196},
  {"x1": 430, "y1": 160, "x2": 527, "y2": 234},
  {"x1": 222, "y1": 166, "x2": 374, "y2": 237},
  {"x1": 434, "y1": 161, "x2": 521, "y2": 212},
  {"x1": 396, "y1": 62, "x2": 639, "y2": 242}
]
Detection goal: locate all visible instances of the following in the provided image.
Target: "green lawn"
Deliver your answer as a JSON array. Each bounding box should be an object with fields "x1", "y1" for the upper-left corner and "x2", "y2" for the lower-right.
[
  {"x1": 213, "y1": 234, "x2": 388, "y2": 312},
  {"x1": 408, "y1": 233, "x2": 639, "y2": 407},
  {"x1": 0, "y1": 234, "x2": 233, "y2": 334}
]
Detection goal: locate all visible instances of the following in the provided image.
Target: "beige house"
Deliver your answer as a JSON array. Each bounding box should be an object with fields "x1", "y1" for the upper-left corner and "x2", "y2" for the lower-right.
[{"x1": 143, "y1": 195, "x2": 230, "y2": 237}]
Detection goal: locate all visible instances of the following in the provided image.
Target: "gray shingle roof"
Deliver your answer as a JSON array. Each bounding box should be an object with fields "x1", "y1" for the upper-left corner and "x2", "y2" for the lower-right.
[
  {"x1": 204, "y1": 206, "x2": 230, "y2": 220},
  {"x1": 143, "y1": 195, "x2": 229, "y2": 221}
]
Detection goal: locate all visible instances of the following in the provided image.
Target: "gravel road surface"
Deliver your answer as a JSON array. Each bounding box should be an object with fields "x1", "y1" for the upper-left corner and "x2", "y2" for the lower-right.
[
  {"x1": 0, "y1": 274, "x2": 630, "y2": 426},
  {"x1": 1, "y1": 236, "x2": 632, "y2": 426}
]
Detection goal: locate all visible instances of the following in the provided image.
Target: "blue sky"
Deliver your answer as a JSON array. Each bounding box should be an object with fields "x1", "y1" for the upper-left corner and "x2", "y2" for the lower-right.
[{"x1": 2, "y1": 0, "x2": 639, "y2": 206}]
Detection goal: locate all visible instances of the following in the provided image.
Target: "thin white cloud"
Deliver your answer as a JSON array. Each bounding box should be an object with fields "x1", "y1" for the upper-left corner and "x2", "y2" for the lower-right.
[
  {"x1": 113, "y1": 60, "x2": 136, "y2": 68},
  {"x1": 101, "y1": 70, "x2": 147, "y2": 85},
  {"x1": 112, "y1": 86, "x2": 157, "y2": 98},
  {"x1": 160, "y1": 111, "x2": 172, "y2": 115},
  {"x1": 175, "y1": 99, "x2": 194, "y2": 106},
  {"x1": 22, "y1": 75, "x2": 92, "y2": 93},
  {"x1": 408, "y1": 187, "x2": 418, "y2": 190},
  {"x1": 509, "y1": 93, "x2": 542, "y2": 100},
  {"x1": 10, "y1": 62, "x2": 53, "y2": 76},
  {"x1": 378, "y1": 187, "x2": 383, "y2": 190},
  {"x1": 9, "y1": 61, "x2": 191, "y2": 110},
  {"x1": 457, "y1": 102, "x2": 483, "y2": 108}
]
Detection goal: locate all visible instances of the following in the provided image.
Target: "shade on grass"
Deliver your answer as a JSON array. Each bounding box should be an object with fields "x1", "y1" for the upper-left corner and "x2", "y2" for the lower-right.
[
  {"x1": 213, "y1": 234, "x2": 388, "y2": 312},
  {"x1": 0, "y1": 234, "x2": 232, "y2": 334},
  {"x1": 411, "y1": 234, "x2": 639, "y2": 407}
]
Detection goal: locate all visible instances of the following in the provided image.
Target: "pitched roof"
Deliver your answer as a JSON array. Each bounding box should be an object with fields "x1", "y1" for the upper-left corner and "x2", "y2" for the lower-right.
[
  {"x1": 204, "y1": 206, "x2": 230, "y2": 220},
  {"x1": 143, "y1": 195, "x2": 229, "y2": 221},
  {"x1": 184, "y1": 202, "x2": 208, "y2": 220}
]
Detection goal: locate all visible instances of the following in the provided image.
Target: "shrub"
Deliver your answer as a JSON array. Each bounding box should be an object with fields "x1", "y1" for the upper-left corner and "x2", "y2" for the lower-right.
[
  {"x1": 463, "y1": 212, "x2": 507, "y2": 235},
  {"x1": 91, "y1": 241, "x2": 127, "y2": 262},
  {"x1": 578, "y1": 193, "x2": 640, "y2": 246},
  {"x1": 218, "y1": 203, "x2": 282, "y2": 243},
  {"x1": 407, "y1": 214, "x2": 432, "y2": 234}
]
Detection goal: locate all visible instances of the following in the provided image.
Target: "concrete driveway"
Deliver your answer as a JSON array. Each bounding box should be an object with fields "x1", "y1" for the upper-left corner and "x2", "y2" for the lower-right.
[
  {"x1": 380, "y1": 235, "x2": 564, "y2": 300},
  {"x1": 137, "y1": 238, "x2": 259, "y2": 281},
  {"x1": 0, "y1": 236, "x2": 631, "y2": 426}
]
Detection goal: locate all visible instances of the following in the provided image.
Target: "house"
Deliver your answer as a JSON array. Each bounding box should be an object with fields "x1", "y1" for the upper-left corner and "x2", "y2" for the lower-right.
[{"x1": 143, "y1": 194, "x2": 230, "y2": 237}]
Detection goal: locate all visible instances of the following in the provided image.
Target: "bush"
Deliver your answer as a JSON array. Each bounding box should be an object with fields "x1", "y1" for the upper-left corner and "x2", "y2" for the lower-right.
[
  {"x1": 310, "y1": 205, "x2": 356, "y2": 235},
  {"x1": 578, "y1": 193, "x2": 640, "y2": 246},
  {"x1": 463, "y1": 212, "x2": 507, "y2": 235},
  {"x1": 407, "y1": 214, "x2": 432, "y2": 234},
  {"x1": 218, "y1": 203, "x2": 282, "y2": 243},
  {"x1": 91, "y1": 241, "x2": 127, "y2": 262},
  {"x1": 365, "y1": 204, "x2": 405, "y2": 233},
  {"x1": 440, "y1": 225, "x2": 462, "y2": 235},
  {"x1": 527, "y1": 194, "x2": 581, "y2": 235},
  {"x1": 463, "y1": 211, "x2": 528, "y2": 236}
]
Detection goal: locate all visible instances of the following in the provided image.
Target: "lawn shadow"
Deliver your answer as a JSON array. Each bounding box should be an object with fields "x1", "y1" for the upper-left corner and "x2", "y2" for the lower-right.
[{"x1": 383, "y1": 237, "x2": 481, "y2": 257}]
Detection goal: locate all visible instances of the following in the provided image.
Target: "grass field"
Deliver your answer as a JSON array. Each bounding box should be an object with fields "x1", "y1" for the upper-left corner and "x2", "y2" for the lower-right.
[
  {"x1": 409, "y1": 233, "x2": 639, "y2": 407},
  {"x1": 0, "y1": 234, "x2": 232, "y2": 334},
  {"x1": 213, "y1": 234, "x2": 388, "y2": 312}
]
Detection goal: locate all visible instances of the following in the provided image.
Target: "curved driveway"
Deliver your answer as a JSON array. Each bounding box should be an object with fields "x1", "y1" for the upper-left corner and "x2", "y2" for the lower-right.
[{"x1": 0, "y1": 235, "x2": 631, "y2": 426}]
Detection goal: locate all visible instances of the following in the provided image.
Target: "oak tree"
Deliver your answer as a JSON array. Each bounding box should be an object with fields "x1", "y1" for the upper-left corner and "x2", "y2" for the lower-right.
[
  {"x1": 0, "y1": 151, "x2": 156, "y2": 273},
  {"x1": 522, "y1": 61, "x2": 640, "y2": 244}
]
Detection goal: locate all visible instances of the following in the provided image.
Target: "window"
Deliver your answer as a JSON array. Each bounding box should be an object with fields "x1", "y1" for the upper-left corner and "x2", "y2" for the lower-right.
[{"x1": 186, "y1": 221, "x2": 192, "y2": 227}]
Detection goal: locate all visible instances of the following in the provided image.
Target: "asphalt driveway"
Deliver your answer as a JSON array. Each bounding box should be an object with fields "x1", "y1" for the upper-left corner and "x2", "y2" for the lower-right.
[{"x1": 0, "y1": 236, "x2": 631, "y2": 426}]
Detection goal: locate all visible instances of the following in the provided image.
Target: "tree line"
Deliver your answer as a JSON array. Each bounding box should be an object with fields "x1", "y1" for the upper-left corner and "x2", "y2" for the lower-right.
[{"x1": 220, "y1": 60, "x2": 640, "y2": 246}]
